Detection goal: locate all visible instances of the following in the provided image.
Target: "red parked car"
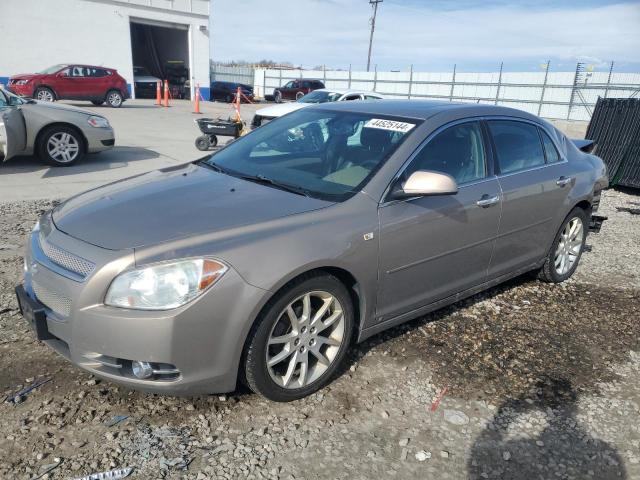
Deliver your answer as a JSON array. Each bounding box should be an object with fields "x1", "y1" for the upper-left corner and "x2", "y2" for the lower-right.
[
  {"x1": 8, "y1": 64, "x2": 129, "y2": 108},
  {"x1": 273, "y1": 79, "x2": 324, "y2": 103}
]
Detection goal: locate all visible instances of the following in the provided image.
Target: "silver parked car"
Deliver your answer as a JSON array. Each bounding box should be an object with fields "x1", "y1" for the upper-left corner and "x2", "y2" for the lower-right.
[
  {"x1": 16, "y1": 101, "x2": 607, "y2": 401},
  {"x1": 0, "y1": 88, "x2": 114, "y2": 166}
]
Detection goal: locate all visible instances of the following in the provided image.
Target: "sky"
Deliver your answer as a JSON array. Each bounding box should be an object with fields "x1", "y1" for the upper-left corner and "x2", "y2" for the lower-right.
[{"x1": 209, "y1": 0, "x2": 640, "y2": 72}]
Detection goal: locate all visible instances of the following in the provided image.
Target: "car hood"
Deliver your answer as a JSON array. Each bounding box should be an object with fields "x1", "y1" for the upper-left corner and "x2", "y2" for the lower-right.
[
  {"x1": 24, "y1": 101, "x2": 94, "y2": 116},
  {"x1": 52, "y1": 163, "x2": 333, "y2": 250},
  {"x1": 134, "y1": 75, "x2": 160, "y2": 83},
  {"x1": 256, "y1": 102, "x2": 310, "y2": 118},
  {"x1": 11, "y1": 73, "x2": 44, "y2": 81}
]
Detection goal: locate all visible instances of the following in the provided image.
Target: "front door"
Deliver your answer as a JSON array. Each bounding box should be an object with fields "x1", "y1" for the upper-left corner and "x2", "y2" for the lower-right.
[
  {"x1": 377, "y1": 121, "x2": 501, "y2": 321},
  {"x1": 0, "y1": 91, "x2": 27, "y2": 161},
  {"x1": 485, "y1": 119, "x2": 572, "y2": 278}
]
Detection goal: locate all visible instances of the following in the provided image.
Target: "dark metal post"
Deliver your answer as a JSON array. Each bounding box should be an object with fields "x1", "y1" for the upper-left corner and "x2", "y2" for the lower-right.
[
  {"x1": 494, "y1": 62, "x2": 503, "y2": 105},
  {"x1": 366, "y1": 0, "x2": 383, "y2": 72},
  {"x1": 604, "y1": 61, "x2": 614, "y2": 99},
  {"x1": 408, "y1": 64, "x2": 413, "y2": 99},
  {"x1": 449, "y1": 64, "x2": 456, "y2": 101},
  {"x1": 538, "y1": 60, "x2": 550, "y2": 117}
]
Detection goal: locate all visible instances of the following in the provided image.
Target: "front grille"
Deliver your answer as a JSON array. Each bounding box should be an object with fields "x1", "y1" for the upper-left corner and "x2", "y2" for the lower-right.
[
  {"x1": 38, "y1": 230, "x2": 95, "y2": 278},
  {"x1": 33, "y1": 280, "x2": 71, "y2": 317}
]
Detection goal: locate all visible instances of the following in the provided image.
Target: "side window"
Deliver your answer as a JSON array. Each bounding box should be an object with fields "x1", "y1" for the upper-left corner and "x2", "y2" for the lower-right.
[
  {"x1": 0, "y1": 91, "x2": 8, "y2": 108},
  {"x1": 539, "y1": 128, "x2": 561, "y2": 163},
  {"x1": 70, "y1": 66, "x2": 86, "y2": 77},
  {"x1": 284, "y1": 81, "x2": 294, "y2": 89},
  {"x1": 365, "y1": 95, "x2": 381, "y2": 100},
  {"x1": 302, "y1": 81, "x2": 310, "y2": 88},
  {"x1": 343, "y1": 94, "x2": 361, "y2": 101},
  {"x1": 406, "y1": 122, "x2": 487, "y2": 185},
  {"x1": 488, "y1": 120, "x2": 545, "y2": 174}
]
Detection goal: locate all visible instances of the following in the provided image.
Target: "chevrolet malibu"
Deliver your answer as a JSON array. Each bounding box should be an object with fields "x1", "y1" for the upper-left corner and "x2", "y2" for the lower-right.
[{"x1": 16, "y1": 101, "x2": 608, "y2": 401}]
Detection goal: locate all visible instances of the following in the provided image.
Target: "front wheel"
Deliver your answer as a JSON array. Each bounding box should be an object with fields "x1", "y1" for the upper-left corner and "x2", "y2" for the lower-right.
[
  {"x1": 274, "y1": 90, "x2": 282, "y2": 103},
  {"x1": 243, "y1": 274, "x2": 354, "y2": 401},
  {"x1": 106, "y1": 90, "x2": 123, "y2": 108},
  {"x1": 38, "y1": 126, "x2": 85, "y2": 166},
  {"x1": 538, "y1": 207, "x2": 588, "y2": 283},
  {"x1": 34, "y1": 87, "x2": 55, "y2": 102}
]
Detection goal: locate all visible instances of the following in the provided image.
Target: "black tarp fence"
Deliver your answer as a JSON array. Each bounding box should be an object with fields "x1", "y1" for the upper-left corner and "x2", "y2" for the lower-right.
[{"x1": 585, "y1": 98, "x2": 640, "y2": 189}]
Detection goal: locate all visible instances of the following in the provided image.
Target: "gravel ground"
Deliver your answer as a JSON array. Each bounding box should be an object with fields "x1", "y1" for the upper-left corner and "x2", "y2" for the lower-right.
[{"x1": 0, "y1": 189, "x2": 638, "y2": 480}]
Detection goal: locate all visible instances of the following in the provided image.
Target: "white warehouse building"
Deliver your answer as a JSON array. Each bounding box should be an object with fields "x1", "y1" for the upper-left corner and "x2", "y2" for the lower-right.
[{"x1": 0, "y1": 0, "x2": 211, "y2": 100}]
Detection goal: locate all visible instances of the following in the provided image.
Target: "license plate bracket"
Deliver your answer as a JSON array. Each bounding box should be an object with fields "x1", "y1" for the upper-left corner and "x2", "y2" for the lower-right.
[{"x1": 15, "y1": 285, "x2": 55, "y2": 341}]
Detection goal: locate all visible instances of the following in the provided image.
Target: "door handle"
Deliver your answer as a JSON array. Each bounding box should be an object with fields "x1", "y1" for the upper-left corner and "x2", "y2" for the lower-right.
[
  {"x1": 556, "y1": 176, "x2": 573, "y2": 187},
  {"x1": 476, "y1": 194, "x2": 500, "y2": 207}
]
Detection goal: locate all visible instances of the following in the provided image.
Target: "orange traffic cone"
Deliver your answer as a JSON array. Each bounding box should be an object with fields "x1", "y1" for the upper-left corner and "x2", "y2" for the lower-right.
[
  {"x1": 193, "y1": 83, "x2": 201, "y2": 114},
  {"x1": 163, "y1": 80, "x2": 169, "y2": 107},
  {"x1": 156, "y1": 81, "x2": 162, "y2": 105}
]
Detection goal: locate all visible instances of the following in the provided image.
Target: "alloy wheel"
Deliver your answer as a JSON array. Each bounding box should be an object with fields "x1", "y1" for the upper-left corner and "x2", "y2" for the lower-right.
[
  {"x1": 107, "y1": 92, "x2": 122, "y2": 107},
  {"x1": 37, "y1": 89, "x2": 54, "y2": 102},
  {"x1": 47, "y1": 132, "x2": 80, "y2": 164},
  {"x1": 266, "y1": 291, "x2": 345, "y2": 389},
  {"x1": 554, "y1": 217, "x2": 584, "y2": 275}
]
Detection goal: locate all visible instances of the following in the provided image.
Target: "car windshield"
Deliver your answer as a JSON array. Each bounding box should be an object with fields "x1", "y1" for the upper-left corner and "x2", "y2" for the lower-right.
[
  {"x1": 298, "y1": 91, "x2": 342, "y2": 104},
  {"x1": 203, "y1": 109, "x2": 418, "y2": 202},
  {"x1": 39, "y1": 64, "x2": 66, "y2": 75},
  {"x1": 134, "y1": 67, "x2": 151, "y2": 76}
]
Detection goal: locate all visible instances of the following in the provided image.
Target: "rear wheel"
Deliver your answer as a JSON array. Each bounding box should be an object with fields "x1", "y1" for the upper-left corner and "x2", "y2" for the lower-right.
[
  {"x1": 195, "y1": 135, "x2": 210, "y2": 151},
  {"x1": 34, "y1": 87, "x2": 55, "y2": 102},
  {"x1": 38, "y1": 125, "x2": 85, "y2": 166},
  {"x1": 274, "y1": 90, "x2": 282, "y2": 103},
  {"x1": 296, "y1": 91, "x2": 305, "y2": 100},
  {"x1": 106, "y1": 90, "x2": 123, "y2": 108},
  {"x1": 243, "y1": 274, "x2": 354, "y2": 401},
  {"x1": 538, "y1": 207, "x2": 588, "y2": 283}
]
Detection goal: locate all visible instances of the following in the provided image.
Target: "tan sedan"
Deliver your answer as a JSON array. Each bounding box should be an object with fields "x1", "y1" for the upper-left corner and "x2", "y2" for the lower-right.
[{"x1": 0, "y1": 87, "x2": 114, "y2": 166}]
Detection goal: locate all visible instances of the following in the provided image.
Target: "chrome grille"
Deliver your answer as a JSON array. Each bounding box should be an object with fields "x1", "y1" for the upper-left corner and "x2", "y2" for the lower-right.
[
  {"x1": 33, "y1": 280, "x2": 72, "y2": 317},
  {"x1": 38, "y1": 230, "x2": 95, "y2": 278}
]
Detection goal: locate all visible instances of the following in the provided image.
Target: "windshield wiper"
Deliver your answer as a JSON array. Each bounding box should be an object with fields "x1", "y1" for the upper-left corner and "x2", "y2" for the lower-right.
[
  {"x1": 239, "y1": 174, "x2": 311, "y2": 197},
  {"x1": 200, "y1": 160, "x2": 230, "y2": 174}
]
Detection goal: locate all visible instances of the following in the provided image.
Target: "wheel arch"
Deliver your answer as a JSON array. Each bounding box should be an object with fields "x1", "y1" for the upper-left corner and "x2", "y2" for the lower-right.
[
  {"x1": 33, "y1": 84, "x2": 57, "y2": 100},
  {"x1": 35, "y1": 122, "x2": 88, "y2": 154}
]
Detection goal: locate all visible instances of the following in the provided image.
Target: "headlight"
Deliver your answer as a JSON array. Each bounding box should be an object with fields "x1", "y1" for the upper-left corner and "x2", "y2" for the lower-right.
[
  {"x1": 87, "y1": 116, "x2": 110, "y2": 128},
  {"x1": 15, "y1": 79, "x2": 30, "y2": 85},
  {"x1": 105, "y1": 258, "x2": 228, "y2": 310}
]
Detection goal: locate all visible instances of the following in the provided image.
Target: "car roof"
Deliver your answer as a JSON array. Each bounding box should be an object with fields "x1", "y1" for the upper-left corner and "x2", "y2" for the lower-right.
[{"x1": 309, "y1": 99, "x2": 541, "y2": 122}]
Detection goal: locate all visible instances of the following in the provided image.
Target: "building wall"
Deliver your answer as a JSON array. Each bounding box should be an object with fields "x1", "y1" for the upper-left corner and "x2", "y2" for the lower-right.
[{"x1": 0, "y1": 0, "x2": 210, "y2": 99}]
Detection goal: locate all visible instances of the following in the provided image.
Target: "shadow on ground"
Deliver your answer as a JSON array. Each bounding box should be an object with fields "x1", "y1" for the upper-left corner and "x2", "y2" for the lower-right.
[{"x1": 0, "y1": 146, "x2": 160, "y2": 176}]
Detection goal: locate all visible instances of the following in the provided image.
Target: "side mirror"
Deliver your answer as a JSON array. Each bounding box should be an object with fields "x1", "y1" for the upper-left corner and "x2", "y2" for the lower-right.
[{"x1": 391, "y1": 170, "x2": 458, "y2": 199}]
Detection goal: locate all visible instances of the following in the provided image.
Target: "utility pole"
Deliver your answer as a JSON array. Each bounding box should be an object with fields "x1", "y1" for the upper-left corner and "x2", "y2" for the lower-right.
[{"x1": 366, "y1": 0, "x2": 383, "y2": 72}]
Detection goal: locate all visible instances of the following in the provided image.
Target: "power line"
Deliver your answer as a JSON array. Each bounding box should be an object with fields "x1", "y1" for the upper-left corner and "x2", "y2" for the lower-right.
[{"x1": 366, "y1": 0, "x2": 383, "y2": 72}]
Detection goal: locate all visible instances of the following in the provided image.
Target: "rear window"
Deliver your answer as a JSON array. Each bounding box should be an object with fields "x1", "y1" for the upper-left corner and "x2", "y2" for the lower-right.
[{"x1": 488, "y1": 120, "x2": 545, "y2": 174}]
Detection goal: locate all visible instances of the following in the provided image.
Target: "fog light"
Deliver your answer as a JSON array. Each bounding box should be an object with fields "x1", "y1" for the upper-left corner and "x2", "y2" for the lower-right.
[{"x1": 132, "y1": 361, "x2": 154, "y2": 379}]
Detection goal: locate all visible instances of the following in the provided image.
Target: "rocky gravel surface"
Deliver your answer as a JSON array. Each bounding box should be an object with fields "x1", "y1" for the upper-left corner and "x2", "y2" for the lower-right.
[{"x1": 0, "y1": 189, "x2": 639, "y2": 480}]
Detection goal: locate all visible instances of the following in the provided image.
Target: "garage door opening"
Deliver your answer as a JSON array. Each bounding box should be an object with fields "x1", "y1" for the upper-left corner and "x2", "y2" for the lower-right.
[{"x1": 130, "y1": 20, "x2": 191, "y2": 100}]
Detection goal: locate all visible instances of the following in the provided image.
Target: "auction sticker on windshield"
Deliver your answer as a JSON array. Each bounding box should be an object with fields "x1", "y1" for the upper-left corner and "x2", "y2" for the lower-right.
[{"x1": 364, "y1": 118, "x2": 415, "y2": 133}]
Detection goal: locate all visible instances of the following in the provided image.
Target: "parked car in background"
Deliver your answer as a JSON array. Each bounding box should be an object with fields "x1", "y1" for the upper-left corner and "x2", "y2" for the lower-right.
[
  {"x1": 210, "y1": 81, "x2": 254, "y2": 103},
  {"x1": 0, "y1": 88, "x2": 114, "y2": 166},
  {"x1": 15, "y1": 100, "x2": 607, "y2": 401},
  {"x1": 273, "y1": 79, "x2": 324, "y2": 103},
  {"x1": 252, "y1": 89, "x2": 384, "y2": 129},
  {"x1": 8, "y1": 64, "x2": 129, "y2": 108},
  {"x1": 133, "y1": 66, "x2": 160, "y2": 99}
]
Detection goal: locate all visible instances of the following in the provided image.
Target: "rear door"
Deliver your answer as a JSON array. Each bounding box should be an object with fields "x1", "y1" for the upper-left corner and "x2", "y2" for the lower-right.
[
  {"x1": 0, "y1": 91, "x2": 27, "y2": 161},
  {"x1": 486, "y1": 119, "x2": 571, "y2": 278},
  {"x1": 377, "y1": 120, "x2": 501, "y2": 321}
]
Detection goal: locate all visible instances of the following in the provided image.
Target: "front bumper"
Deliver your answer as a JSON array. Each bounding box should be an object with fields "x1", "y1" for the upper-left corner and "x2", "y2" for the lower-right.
[
  {"x1": 84, "y1": 126, "x2": 115, "y2": 153},
  {"x1": 7, "y1": 83, "x2": 33, "y2": 97},
  {"x1": 18, "y1": 216, "x2": 268, "y2": 395}
]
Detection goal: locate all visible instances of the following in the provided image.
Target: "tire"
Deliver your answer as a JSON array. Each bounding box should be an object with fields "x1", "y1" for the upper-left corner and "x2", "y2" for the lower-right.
[
  {"x1": 208, "y1": 135, "x2": 218, "y2": 148},
  {"x1": 195, "y1": 135, "x2": 210, "y2": 151},
  {"x1": 106, "y1": 90, "x2": 123, "y2": 108},
  {"x1": 243, "y1": 273, "x2": 354, "y2": 402},
  {"x1": 34, "y1": 87, "x2": 55, "y2": 102},
  {"x1": 274, "y1": 90, "x2": 282, "y2": 103},
  {"x1": 91, "y1": 100, "x2": 104, "y2": 106},
  {"x1": 296, "y1": 91, "x2": 305, "y2": 100},
  {"x1": 538, "y1": 207, "x2": 589, "y2": 283},
  {"x1": 37, "y1": 125, "x2": 85, "y2": 166}
]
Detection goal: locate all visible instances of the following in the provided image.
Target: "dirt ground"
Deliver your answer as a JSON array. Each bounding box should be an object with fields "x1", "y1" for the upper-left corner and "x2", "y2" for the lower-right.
[{"x1": 0, "y1": 188, "x2": 639, "y2": 480}]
